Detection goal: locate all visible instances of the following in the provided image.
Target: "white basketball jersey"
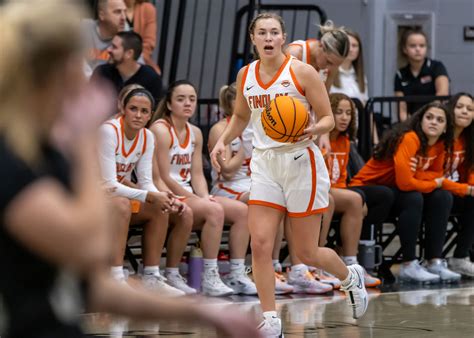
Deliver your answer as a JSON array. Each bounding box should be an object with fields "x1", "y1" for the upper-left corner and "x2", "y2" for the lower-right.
[
  {"x1": 104, "y1": 117, "x2": 150, "y2": 183},
  {"x1": 242, "y1": 56, "x2": 310, "y2": 150},
  {"x1": 154, "y1": 120, "x2": 195, "y2": 192},
  {"x1": 289, "y1": 39, "x2": 328, "y2": 83},
  {"x1": 211, "y1": 120, "x2": 252, "y2": 186}
]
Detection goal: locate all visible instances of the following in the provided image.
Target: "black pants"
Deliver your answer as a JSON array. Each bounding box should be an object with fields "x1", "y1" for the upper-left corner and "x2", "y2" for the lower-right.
[
  {"x1": 349, "y1": 185, "x2": 396, "y2": 240},
  {"x1": 452, "y1": 195, "x2": 474, "y2": 258},
  {"x1": 391, "y1": 188, "x2": 453, "y2": 261}
]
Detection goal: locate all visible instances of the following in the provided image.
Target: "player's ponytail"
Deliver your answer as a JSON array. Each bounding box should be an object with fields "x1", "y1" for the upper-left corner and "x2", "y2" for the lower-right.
[
  {"x1": 219, "y1": 83, "x2": 236, "y2": 117},
  {"x1": 319, "y1": 20, "x2": 350, "y2": 59}
]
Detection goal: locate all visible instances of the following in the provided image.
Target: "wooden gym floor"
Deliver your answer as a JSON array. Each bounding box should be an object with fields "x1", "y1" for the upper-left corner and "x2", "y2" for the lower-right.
[{"x1": 82, "y1": 278, "x2": 474, "y2": 337}]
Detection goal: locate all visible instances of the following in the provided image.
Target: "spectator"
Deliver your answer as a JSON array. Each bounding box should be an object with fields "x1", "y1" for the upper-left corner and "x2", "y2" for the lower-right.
[
  {"x1": 91, "y1": 31, "x2": 163, "y2": 104},
  {"x1": 82, "y1": 0, "x2": 126, "y2": 77},
  {"x1": 441, "y1": 93, "x2": 474, "y2": 277},
  {"x1": 321, "y1": 93, "x2": 392, "y2": 287},
  {"x1": 350, "y1": 102, "x2": 460, "y2": 283},
  {"x1": 124, "y1": 0, "x2": 161, "y2": 74},
  {"x1": 394, "y1": 28, "x2": 449, "y2": 121},
  {"x1": 330, "y1": 30, "x2": 368, "y2": 105}
]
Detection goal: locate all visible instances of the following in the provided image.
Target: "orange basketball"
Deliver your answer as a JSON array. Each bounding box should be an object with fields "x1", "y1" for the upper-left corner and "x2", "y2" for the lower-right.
[{"x1": 261, "y1": 96, "x2": 309, "y2": 143}]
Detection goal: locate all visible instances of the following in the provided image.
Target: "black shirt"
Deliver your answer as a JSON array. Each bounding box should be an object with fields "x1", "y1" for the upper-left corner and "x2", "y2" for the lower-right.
[
  {"x1": 394, "y1": 58, "x2": 449, "y2": 114},
  {"x1": 91, "y1": 63, "x2": 163, "y2": 105},
  {"x1": 0, "y1": 137, "x2": 85, "y2": 338}
]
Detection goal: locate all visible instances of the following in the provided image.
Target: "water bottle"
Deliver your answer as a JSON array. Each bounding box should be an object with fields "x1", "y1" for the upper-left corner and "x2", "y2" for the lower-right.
[
  {"x1": 178, "y1": 255, "x2": 188, "y2": 276},
  {"x1": 188, "y1": 245, "x2": 203, "y2": 291},
  {"x1": 217, "y1": 251, "x2": 230, "y2": 275}
]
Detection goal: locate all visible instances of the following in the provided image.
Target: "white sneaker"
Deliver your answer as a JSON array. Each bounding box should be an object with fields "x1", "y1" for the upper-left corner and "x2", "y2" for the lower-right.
[
  {"x1": 257, "y1": 316, "x2": 283, "y2": 338},
  {"x1": 201, "y1": 267, "x2": 234, "y2": 297},
  {"x1": 275, "y1": 273, "x2": 294, "y2": 295},
  {"x1": 164, "y1": 272, "x2": 197, "y2": 295},
  {"x1": 399, "y1": 260, "x2": 440, "y2": 284},
  {"x1": 142, "y1": 274, "x2": 186, "y2": 297},
  {"x1": 448, "y1": 257, "x2": 474, "y2": 278},
  {"x1": 312, "y1": 269, "x2": 342, "y2": 289},
  {"x1": 340, "y1": 264, "x2": 368, "y2": 319},
  {"x1": 222, "y1": 267, "x2": 258, "y2": 295},
  {"x1": 425, "y1": 259, "x2": 461, "y2": 283},
  {"x1": 288, "y1": 269, "x2": 333, "y2": 294}
]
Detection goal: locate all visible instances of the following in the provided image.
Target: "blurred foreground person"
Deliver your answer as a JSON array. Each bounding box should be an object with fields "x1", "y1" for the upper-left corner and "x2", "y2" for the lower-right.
[{"x1": 0, "y1": 1, "x2": 260, "y2": 337}]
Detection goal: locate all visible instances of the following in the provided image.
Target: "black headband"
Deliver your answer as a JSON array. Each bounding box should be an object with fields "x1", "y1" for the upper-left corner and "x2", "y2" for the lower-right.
[{"x1": 123, "y1": 88, "x2": 156, "y2": 111}]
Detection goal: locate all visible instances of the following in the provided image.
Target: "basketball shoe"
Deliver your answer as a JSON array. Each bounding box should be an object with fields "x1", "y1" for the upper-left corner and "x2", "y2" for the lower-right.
[
  {"x1": 310, "y1": 268, "x2": 341, "y2": 290},
  {"x1": 288, "y1": 268, "x2": 333, "y2": 294},
  {"x1": 425, "y1": 259, "x2": 461, "y2": 283},
  {"x1": 398, "y1": 260, "x2": 440, "y2": 284},
  {"x1": 164, "y1": 272, "x2": 197, "y2": 295},
  {"x1": 201, "y1": 267, "x2": 234, "y2": 297},
  {"x1": 363, "y1": 270, "x2": 382, "y2": 288},
  {"x1": 448, "y1": 257, "x2": 474, "y2": 278},
  {"x1": 275, "y1": 272, "x2": 294, "y2": 294},
  {"x1": 257, "y1": 315, "x2": 284, "y2": 338},
  {"x1": 222, "y1": 266, "x2": 258, "y2": 295},
  {"x1": 340, "y1": 264, "x2": 368, "y2": 319},
  {"x1": 142, "y1": 274, "x2": 186, "y2": 297}
]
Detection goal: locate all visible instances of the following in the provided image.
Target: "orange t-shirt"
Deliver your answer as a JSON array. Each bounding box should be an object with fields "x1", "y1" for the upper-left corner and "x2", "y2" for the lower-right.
[
  {"x1": 350, "y1": 131, "x2": 443, "y2": 193},
  {"x1": 442, "y1": 135, "x2": 473, "y2": 196},
  {"x1": 325, "y1": 134, "x2": 350, "y2": 188}
]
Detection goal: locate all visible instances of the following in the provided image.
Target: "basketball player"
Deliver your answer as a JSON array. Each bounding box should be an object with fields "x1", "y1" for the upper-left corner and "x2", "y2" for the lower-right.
[
  {"x1": 210, "y1": 12, "x2": 368, "y2": 336},
  {"x1": 149, "y1": 80, "x2": 257, "y2": 296},
  {"x1": 99, "y1": 87, "x2": 195, "y2": 296},
  {"x1": 0, "y1": 1, "x2": 260, "y2": 337},
  {"x1": 208, "y1": 83, "x2": 294, "y2": 295},
  {"x1": 287, "y1": 21, "x2": 349, "y2": 91},
  {"x1": 209, "y1": 83, "x2": 253, "y2": 202}
]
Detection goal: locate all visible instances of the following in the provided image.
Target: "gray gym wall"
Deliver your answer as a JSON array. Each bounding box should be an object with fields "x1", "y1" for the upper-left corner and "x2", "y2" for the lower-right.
[{"x1": 154, "y1": 0, "x2": 474, "y2": 98}]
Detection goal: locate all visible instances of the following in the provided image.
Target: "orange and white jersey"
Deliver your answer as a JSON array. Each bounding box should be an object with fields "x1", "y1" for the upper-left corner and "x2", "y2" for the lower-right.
[
  {"x1": 288, "y1": 39, "x2": 328, "y2": 83},
  {"x1": 211, "y1": 124, "x2": 253, "y2": 187},
  {"x1": 153, "y1": 119, "x2": 196, "y2": 192},
  {"x1": 99, "y1": 117, "x2": 158, "y2": 202},
  {"x1": 242, "y1": 56, "x2": 311, "y2": 151}
]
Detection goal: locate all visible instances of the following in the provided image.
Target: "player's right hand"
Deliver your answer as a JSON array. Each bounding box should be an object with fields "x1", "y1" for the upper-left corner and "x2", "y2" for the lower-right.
[
  {"x1": 210, "y1": 139, "x2": 226, "y2": 173},
  {"x1": 147, "y1": 191, "x2": 173, "y2": 212}
]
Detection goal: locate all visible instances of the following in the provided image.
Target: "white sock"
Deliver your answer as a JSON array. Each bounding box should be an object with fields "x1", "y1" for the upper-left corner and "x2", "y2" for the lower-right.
[
  {"x1": 291, "y1": 264, "x2": 308, "y2": 275},
  {"x1": 230, "y1": 258, "x2": 245, "y2": 272},
  {"x1": 165, "y1": 267, "x2": 180, "y2": 276},
  {"x1": 342, "y1": 256, "x2": 358, "y2": 266},
  {"x1": 341, "y1": 268, "x2": 353, "y2": 287},
  {"x1": 143, "y1": 265, "x2": 160, "y2": 277},
  {"x1": 203, "y1": 259, "x2": 218, "y2": 272},
  {"x1": 272, "y1": 260, "x2": 281, "y2": 271},
  {"x1": 263, "y1": 311, "x2": 278, "y2": 321},
  {"x1": 111, "y1": 266, "x2": 125, "y2": 280}
]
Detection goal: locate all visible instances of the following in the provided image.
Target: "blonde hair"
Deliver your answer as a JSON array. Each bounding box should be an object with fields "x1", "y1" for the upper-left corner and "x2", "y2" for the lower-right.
[
  {"x1": 0, "y1": 0, "x2": 84, "y2": 165},
  {"x1": 118, "y1": 84, "x2": 145, "y2": 112},
  {"x1": 319, "y1": 20, "x2": 350, "y2": 59},
  {"x1": 219, "y1": 83, "x2": 236, "y2": 117}
]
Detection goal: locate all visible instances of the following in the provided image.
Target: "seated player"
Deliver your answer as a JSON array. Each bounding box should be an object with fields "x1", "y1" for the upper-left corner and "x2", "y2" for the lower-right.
[
  {"x1": 149, "y1": 80, "x2": 257, "y2": 296},
  {"x1": 99, "y1": 87, "x2": 188, "y2": 296}
]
